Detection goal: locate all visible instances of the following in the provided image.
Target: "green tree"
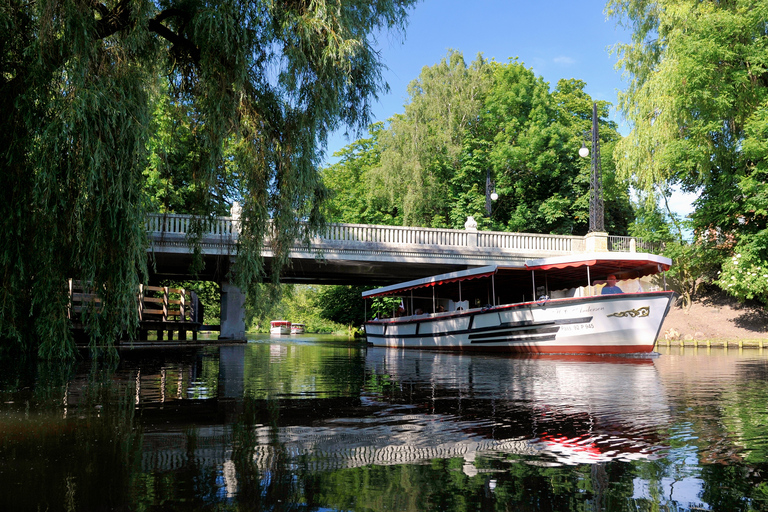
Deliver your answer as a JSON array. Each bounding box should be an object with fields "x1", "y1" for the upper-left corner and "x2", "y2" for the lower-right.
[
  {"x1": 246, "y1": 284, "x2": 355, "y2": 334},
  {"x1": 608, "y1": 0, "x2": 768, "y2": 305},
  {"x1": 324, "y1": 52, "x2": 631, "y2": 235},
  {"x1": 315, "y1": 285, "x2": 369, "y2": 326},
  {"x1": 370, "y1": 50, "x2": 494, "y2": 227},
  {"x1": 322, "y1": 123, "x2": 385, "y2": 224},
  {"x1": 484, "y1": 69, "x2": 628, "y2": 235},
  {"x1": 1, "y1": 0, "x2": 416, "y2": 358},
  {"x1": 144, "y1": 80, "x2": 238, "y2": 216}
]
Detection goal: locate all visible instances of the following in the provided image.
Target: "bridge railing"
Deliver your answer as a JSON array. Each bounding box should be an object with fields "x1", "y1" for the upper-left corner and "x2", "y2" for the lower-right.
[
  {"x1": 320, "y1": 223, "x2": 470, "y2": 246},
  {"x1": 477, "y1": 231, "x2": 578, "y2": 252},
  {"x1": 608, "y1": 236, "x2": 664, "y2": 254},
  {"x1": 146, "y1": 213, "x2": 238, "y2": 236},
  {"x1": 146, "y1": 213, "x2": 652, "y2": 254}
]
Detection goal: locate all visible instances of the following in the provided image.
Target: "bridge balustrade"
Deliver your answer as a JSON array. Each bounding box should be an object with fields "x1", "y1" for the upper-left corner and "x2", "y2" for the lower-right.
[
  {"x1": 146, "y1": 213, "x2": 601, "y2": 253},
  {"x1": 477, "y1": 231, "x2": 577, "y2": 252},
  {"x1": 147, "y1": 213, "x2": 239, "y2": 237},
  {"x1": 322, "y1": 223, "x2": 469, "y2": 246}
]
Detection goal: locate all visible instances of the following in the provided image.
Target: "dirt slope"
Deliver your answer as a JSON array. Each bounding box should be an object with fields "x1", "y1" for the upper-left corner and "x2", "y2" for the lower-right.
[{"x1": 661, "y1": 287, "x2": 768, "y2": 341}]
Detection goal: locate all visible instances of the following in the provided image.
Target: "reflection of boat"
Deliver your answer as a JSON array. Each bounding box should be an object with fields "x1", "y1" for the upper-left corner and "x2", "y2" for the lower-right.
[
  {"x1": 362, "y1": 252, "x2": 674, "y2": 354},
  {"x1": 290, "y1": 323, "x2": 305, "y2": 335},
  {"x1": 131, "y1": 346, "x2": 671, "y2": 478},
  {"x1": 270, "y1": 320, "x2": 291, "y2": 335}
]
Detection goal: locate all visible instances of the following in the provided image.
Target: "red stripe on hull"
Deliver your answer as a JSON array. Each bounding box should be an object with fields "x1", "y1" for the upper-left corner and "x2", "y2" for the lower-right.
[{"x1": 372, "y1": 343, "x2": 657, "y2": 354}]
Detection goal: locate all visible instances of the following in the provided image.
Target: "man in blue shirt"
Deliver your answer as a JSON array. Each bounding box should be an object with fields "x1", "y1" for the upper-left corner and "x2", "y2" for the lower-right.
[{"x1": 601, "y1": 274, "x2": 623, "y2": 295}]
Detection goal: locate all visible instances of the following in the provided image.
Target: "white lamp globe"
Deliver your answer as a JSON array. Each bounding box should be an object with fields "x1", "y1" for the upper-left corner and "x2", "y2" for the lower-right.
[
  {"x1": 578, "y1": 146, "x2": 589, "y2": 158},
  {"x1": 490, "y1": 192, "x2": 499, "y2": 201}
]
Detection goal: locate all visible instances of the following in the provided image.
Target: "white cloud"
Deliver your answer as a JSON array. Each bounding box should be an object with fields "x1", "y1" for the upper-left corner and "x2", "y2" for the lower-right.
[{"x1": 553, "y1": 55, "x2": 576, "y2": 66}]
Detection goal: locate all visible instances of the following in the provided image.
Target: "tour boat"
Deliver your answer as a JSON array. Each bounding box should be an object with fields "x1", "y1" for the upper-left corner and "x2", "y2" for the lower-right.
[
  {"x1": 270, "y1": 320, "x2": 292, "y2": 335},
  {"x1": 291, "y1": 323, "x2": 306, "y2": 335},
  {"x1": 362, "y1": 252, "x2": 675, "y2": 354}
]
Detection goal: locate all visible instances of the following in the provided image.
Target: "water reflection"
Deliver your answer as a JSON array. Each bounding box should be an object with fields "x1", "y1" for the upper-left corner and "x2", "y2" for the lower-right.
[
  {"x1": 356, "y1": 349, "x2": 671, "y2": 467},
  {"x1": 2, "y1": 341, "x2": 768, "y2": 510}
]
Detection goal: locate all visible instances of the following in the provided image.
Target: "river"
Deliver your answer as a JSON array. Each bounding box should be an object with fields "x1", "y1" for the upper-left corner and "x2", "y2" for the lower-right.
[{"x1": 2, "y1": 336, "x2": 768, "y2": 511}]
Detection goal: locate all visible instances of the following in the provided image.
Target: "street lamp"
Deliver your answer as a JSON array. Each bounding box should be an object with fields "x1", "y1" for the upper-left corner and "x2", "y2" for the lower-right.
[
  {"x1": 579, "y1": 102, "x2": 604, "y2": 232},
  {"x1": 485, "y1": 168, "x2": 498, "y2": 216}
]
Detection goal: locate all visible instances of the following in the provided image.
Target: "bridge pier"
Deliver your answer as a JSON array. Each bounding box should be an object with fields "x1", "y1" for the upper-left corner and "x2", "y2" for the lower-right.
[{"x1": 220, "y1": 281, "x2": 246, "y2": 340}]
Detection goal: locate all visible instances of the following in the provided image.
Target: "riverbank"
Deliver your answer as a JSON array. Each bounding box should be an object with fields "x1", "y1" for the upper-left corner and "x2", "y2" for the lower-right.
[{"x1": 660, "y1": 287, "x2": 768, "y2": 346}]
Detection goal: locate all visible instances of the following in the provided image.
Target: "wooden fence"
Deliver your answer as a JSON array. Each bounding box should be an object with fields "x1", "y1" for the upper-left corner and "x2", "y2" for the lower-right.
[{"x1": 68, "y1": 280, "x2": 202, "y2": 341}]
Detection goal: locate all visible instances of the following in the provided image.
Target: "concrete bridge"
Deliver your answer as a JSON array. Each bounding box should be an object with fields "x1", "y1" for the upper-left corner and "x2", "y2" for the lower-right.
[
  {"x1": 146, "y1": 213, "x2": 651, "y2": 284},
  {"x1": 145, "y1": 212, "x2": 654, "y2": 339}
]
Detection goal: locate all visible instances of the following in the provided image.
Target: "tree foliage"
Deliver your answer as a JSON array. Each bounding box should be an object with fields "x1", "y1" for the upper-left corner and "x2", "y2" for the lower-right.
[
  {"x1": 608, "y1": 0, "x2": 768, "y2": 305},
  {"x1": 0, "y1": 0, "x2": 416, "y2": 358},
  {"x1": 322, "y1": 51, "x2": 632, "y2": 235},
  {"x1": 315, "y1": 285, "x2": 369, "y2": 326},
  {"x1": 246, "y1": 284, "x2": 358, "y2": 334}
]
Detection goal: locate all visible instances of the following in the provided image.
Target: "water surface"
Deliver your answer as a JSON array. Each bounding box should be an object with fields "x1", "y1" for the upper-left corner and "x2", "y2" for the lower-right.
[{"x1": 2, "y1": 336, "x2": 768, "y2": 511}]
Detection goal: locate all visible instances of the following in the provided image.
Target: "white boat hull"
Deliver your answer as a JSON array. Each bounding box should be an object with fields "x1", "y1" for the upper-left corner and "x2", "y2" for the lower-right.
[
  {"x1": 365, "y1": 292, "x2": 674, "y2": 354},
  {"x1": 270, "y1": 321, "x2": 291, "y2": 335}
]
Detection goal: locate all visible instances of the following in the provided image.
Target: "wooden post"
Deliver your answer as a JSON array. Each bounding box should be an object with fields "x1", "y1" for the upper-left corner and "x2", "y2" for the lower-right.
[
  {"x1": 163, "y1": 286, "x2": 169, "y2": 322},
  {"x1": 138, "y1": 283, "x2": 144, "y2": 322},
  {"x1": 67, "y1": 279, "x2": 73, "y2": 320},
  {"x1": 180, "y1": 289, "x2": 186, "y2": 321}
]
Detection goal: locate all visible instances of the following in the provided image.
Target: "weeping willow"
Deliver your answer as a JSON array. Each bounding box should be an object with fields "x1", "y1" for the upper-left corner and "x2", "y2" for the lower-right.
[{"x1": 0, "y1": 0, "x2": 415, "y2": 359}]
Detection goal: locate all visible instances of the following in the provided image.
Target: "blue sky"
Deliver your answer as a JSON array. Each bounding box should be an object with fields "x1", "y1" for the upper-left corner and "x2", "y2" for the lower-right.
[
  {"x1": 324, "y1": 0, "x2": 697, "y2": 216},
  {"x1": 326, "y1": 0, "x2": 631, "y2": 155}
]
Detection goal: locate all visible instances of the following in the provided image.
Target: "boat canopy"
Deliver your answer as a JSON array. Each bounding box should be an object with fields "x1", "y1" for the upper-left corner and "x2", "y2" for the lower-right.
[
  {"x1": 362, "y1": 252, "x2": 672, "y2": 299},
  {"x1": 362, "y1": 265, "x2": 502, "y2": 298},
  {"x1": 526, "y1": 252, "x2": 670, "y2": 275}
]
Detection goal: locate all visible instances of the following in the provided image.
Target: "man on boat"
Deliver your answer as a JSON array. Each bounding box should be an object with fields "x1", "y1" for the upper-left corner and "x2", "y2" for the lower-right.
[{"x1": 601, "y1": 275, "x2": 623, "y2": 295}]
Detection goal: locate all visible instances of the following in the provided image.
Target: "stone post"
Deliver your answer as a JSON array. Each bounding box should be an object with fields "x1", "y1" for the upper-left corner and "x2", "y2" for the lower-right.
[
  {"x1": 584, "y1": 231, "x2": 609, "y2": 252},
  {"x1": 464, "y1": 216, "x2": 478, "y2": 247},
  {"x1": 219, "y1": 281, "x2": 246, "y2": 340}
]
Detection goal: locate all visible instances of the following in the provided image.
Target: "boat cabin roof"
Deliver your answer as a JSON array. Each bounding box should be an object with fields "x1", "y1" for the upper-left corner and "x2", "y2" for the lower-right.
[{"x1": 362, "y1": 252, "x2": 671, "y2": 298}]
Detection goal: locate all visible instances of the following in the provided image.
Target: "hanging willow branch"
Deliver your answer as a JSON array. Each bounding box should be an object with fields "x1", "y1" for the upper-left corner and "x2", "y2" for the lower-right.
[{"x1": 0, "y1": 0, "x2": 416, "y2": 359}]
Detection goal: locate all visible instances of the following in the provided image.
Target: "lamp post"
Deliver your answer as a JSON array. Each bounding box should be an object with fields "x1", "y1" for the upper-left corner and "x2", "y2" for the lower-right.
[
  {"x1": 485, "y1": 168, "x2": 498, "y2": 216},
  {"x1": 579, "y1": 102, "x2": 604, "y2": 232}
]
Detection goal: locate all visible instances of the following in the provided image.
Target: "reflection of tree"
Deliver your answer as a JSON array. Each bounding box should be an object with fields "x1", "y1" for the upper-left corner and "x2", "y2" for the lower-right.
[
  {"x1": 699, "y1": 464, "x2": 768, "y2": 512},
  {"x1": 242, "y1": 343, "x2": 366, "y2": 400},
  {"x1": 0, "y1": 362, "x2": 143, "y2": 511},
  {"x1": 228, "y1": 398, "x2": 309, "y2": 510},
  {"x1": 720, "y1": 382, "x2": 768, "y2": 464},
  {"x1": 293, "y1": 457, "x2": 645, "y2": 512}
]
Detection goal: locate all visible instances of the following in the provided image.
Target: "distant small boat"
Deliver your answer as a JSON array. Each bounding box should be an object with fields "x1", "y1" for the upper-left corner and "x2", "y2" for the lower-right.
[
  {"x1": 291, "y1": 323, "x2": 306, "y2": 335},
  {"x1": 270, "y1": 320, "x2": 291, "y2": 335}
]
